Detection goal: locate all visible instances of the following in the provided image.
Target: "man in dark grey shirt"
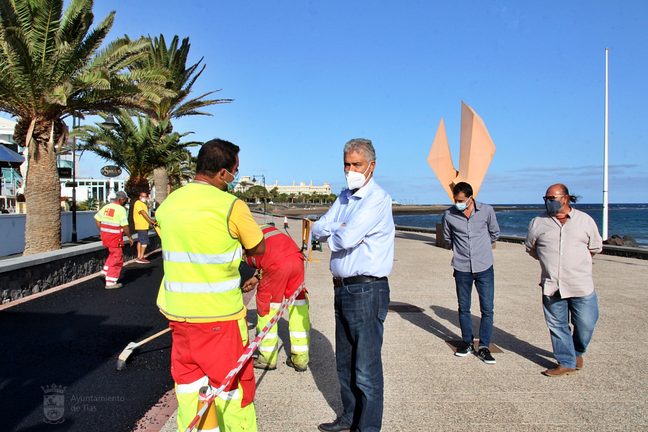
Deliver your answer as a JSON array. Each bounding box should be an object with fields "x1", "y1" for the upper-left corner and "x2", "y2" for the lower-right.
[{"x1": 442, "y1": 182, "x2": 500, "y2": 364}]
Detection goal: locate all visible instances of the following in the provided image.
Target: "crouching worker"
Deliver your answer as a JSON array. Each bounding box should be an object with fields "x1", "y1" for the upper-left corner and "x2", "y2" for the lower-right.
[
  {"x1": 156, "y1": 139, "x2": 265, "y2": 432},
  {"x1": 242, "y1": 224, "x2": 311, "y2": 372}
]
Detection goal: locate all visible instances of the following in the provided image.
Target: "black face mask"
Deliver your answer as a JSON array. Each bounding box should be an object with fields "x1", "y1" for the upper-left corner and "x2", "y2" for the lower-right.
[{"x1": 545, "y1": 199, "x2": 562, "y2": 216}]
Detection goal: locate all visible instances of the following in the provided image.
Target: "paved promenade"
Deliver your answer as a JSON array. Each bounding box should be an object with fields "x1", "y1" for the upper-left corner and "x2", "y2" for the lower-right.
[{"x1": 157, "y1": 222, "x2": 648, "y2": 432}]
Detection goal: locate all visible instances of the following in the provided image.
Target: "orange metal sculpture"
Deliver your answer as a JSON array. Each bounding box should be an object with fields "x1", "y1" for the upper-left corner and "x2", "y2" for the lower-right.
[{"x1": 427, "y1": 101, "x2": 496, "y2": 200}]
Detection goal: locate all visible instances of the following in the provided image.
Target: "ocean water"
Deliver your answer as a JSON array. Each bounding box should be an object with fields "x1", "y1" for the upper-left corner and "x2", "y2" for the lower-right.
[{"x1": 393, "y1": 204, "x2": 648, "y2": 247}]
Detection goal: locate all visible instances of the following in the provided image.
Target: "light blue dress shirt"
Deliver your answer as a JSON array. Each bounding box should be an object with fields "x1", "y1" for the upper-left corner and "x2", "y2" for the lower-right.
[{"x1": 312, "y1": 177, "x2": 395, "y2": 279}]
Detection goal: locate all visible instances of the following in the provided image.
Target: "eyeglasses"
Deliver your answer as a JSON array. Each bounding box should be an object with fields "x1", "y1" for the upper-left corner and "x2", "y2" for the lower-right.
[{"x1": 543, "y1": 194, "x2": 565, "y2": 202}]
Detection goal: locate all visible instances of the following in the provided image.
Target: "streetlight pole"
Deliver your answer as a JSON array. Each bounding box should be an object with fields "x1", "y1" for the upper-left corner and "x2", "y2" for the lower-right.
[
  {"x1": 70, "y1": 113, "x2": 117, "y2": 243},
  {"x1": 71, "y1": 115, "x2": 78, "y2": 243},
  {"x1": 602, "y1": 47, "x2": 609, "y2": 240}
]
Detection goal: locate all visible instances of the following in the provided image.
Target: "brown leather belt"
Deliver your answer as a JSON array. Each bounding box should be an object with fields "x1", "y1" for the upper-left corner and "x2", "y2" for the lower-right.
[{"x1": 333, "y1": 275, "x2": 385, "y2": 287}]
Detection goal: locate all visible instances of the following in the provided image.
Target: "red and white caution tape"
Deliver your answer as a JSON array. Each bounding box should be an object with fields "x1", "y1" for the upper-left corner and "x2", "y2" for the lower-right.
[
  {"x1": 185, "y1": 219, "x2": 313, "y2": 432},
  {"x1": 184, "y1": 282, "x2": 305, "y2": 432}
]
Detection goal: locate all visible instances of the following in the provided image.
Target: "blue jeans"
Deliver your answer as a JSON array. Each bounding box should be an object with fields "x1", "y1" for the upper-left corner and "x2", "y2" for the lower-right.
[
  {"x1": 542, "y1": 291, "x2": 599, "y2": 369},
  {"x1": 454, "y1": 266, "x2": 494, "y2": 348},
  {"x1": 334, "y1": 278, "x2": 390, "y2": 432}
]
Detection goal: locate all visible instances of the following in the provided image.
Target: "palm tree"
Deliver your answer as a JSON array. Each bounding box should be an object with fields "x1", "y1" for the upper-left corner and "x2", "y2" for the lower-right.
[
  {"x1": 247, "y1": 185, "x2": 266, "y2": 205},
  {"x1": 166, "y1": 150, "x2": 196, "y2": 193},
  {"x1": 233, "y1": 189, "x2": 250, "y2": 202},
  {"x1": 75, "y1": 110, "x2": 199, "y2": 227},
  {"x1": 268, "y1": 186, "x2": 279, "y2": 202},
  {"x1": 0, "y1": 0, "x2": 169, "y2": 255},
  {"x1": 133, "y1": 34, "x2": 233, "y2": 205}
]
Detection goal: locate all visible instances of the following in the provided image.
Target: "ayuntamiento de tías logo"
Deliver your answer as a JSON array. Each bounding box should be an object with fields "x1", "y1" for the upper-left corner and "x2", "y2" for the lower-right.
[{"x1": 42, "y1": 384, "x2": 66, "y2": 424}]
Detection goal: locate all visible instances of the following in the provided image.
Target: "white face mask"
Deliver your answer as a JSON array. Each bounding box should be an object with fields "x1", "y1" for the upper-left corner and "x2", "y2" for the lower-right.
[
  {"x1": 345, "y1": 164, "x2": 371, "y2": 190},
  {"x1": 140, "y1": 197, "x2": 146, "y2": 202}
]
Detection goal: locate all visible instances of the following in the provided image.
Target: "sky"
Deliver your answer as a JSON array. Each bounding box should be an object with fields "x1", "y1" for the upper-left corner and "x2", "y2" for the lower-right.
[{"x1": 30, "y1": 1, "x2": 648, "y2": 203}]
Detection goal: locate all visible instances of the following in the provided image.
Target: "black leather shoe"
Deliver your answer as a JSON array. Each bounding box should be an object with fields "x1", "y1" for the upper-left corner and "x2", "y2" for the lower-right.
[{"x1": 318, "y1": 417, "x2": 355, "y2": 432}]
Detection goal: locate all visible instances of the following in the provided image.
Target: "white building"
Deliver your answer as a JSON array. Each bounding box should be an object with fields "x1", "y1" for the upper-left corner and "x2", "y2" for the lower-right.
[
  {"x1": 235, "y1": 176, "x2": 331, "y2": 195},
  {"x1": 60, "y1": 178, "x2": 126, "y2": 203},
  {"x1": 0, "y1": 117, "x2": 24, "y2": 211},
  {"x1": 0, "y1": 117, "x2": 17, "y2": 146}
]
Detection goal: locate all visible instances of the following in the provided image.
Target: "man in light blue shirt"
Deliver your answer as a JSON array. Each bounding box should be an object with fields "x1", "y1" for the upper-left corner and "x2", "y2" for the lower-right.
[{"x1": 313, "y1": 139, "x2": 394, "y2": 432}]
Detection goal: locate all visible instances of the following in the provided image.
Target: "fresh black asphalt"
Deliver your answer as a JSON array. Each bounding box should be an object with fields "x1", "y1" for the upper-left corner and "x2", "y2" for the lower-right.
[
  {"x1": 0, "y1": 254, "x2": 173, "y2": 432},
  {"x1": 0, "y1": 250, "x2": 260, "y2": 432}
]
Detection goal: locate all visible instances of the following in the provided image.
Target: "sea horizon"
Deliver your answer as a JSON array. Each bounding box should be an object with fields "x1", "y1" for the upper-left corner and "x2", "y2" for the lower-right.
[
  {"x1": 393, "y1": 204, "x2": 648, "y2": 247},
  {"x1": 400, "y1": 203, "x2": 648, "y2": 208}
]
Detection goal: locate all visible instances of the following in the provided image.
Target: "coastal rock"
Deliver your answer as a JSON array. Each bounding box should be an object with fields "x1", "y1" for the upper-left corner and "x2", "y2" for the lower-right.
[
  {"x1": 604, "y1": 235, "x2": 639, "y2": 248},
  {"x1": 605, "y1": 235, "x2": 624, "y2": 246}
]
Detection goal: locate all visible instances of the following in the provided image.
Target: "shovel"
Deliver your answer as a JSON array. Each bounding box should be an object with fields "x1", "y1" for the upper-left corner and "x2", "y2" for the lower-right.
[{"x1": 116, "y1": 327, "x2": 171, "y2": 370}]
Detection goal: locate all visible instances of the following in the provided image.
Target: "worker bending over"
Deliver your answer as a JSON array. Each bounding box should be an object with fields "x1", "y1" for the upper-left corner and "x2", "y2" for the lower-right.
[{"x1": 243, "y1": 224, "x2": 311, "y2": 372}]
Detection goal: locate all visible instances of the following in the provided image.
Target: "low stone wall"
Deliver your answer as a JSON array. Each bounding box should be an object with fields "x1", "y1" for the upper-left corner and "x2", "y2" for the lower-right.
[{"x1": 0, "y1": 231, "x2": 160, "y2": 304}]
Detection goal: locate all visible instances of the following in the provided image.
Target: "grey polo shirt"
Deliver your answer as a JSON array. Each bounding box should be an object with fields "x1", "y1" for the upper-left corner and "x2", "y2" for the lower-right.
[{"x1": 442, "y1": 201, "x2": 500, "y2": 273}]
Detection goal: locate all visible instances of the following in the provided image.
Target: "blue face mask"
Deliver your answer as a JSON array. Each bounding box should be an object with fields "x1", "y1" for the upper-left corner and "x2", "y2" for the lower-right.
[
  {"x1": 545, "y1": 199, "x2": 562, "y2": 216},
  {"x1": 226, "y1": 170, "x2": 240, "y2": 191},
  {"x1": 454, "y1": 197, "x2": 471, "y2": 211}
]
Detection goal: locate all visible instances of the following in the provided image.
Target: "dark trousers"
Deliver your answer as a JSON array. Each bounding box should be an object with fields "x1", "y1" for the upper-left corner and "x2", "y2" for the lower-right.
[
  {"x1": 334, "y1": 278, "x2": 390, "y2": 432},
  {"x1": 454, "y1": 265, "x2": 495, "y2": 348}
]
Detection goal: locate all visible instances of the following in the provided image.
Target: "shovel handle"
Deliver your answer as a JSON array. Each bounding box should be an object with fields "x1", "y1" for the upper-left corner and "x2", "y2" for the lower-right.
[{"x1": 132, "y1": 327, "x2": 172, "y2": 349}]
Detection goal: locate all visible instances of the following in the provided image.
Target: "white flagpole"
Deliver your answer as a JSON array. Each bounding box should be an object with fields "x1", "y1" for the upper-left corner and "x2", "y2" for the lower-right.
[{"x1": 603, "y1": 47, "x2": 609, "y2": 240}]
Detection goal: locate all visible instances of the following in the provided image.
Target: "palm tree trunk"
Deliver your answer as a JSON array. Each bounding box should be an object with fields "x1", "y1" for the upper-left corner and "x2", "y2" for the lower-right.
[
  {"x1": 23, "y1": 137, "x2": 62, "y2": 255},
  {"x1": 154, "y1": 167, "x2": 169, "y2": 205}
]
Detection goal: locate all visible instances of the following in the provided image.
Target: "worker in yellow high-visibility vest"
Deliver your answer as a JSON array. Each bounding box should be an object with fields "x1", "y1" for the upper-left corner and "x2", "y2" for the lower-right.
[
  {"x1": 242, "y1": 224, "x2": 310, "y2": 372},
  {"x1": 156, "y1": 139, "x2": 265, "y2": 432}
]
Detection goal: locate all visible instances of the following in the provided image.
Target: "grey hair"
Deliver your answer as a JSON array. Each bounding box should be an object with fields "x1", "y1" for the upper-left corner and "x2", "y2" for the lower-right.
[{"x1": 343, "y1": 138, "x2": 376, "y2": 162}]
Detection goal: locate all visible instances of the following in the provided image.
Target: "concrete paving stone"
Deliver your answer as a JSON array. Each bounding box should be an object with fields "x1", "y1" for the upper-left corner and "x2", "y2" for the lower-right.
[{"x1": 518, "y1": 400, "x2": 648, "y2": 429}]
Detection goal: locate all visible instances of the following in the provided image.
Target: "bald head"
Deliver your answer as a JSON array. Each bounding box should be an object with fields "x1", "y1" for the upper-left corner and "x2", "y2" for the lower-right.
[{"x1": 545, "y1": 184, "x2": 568, "y2": 197}]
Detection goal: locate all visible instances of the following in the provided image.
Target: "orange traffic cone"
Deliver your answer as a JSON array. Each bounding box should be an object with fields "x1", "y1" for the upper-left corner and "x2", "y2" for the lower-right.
[{"x1": 196, "y1": 386, "x2": 219, "y2": 431}]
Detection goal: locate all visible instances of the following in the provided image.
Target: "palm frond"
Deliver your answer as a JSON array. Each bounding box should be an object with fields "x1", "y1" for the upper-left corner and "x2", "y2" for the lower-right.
[
  {"x1": 31, "y1": 0, "x2": 62, "y2": 67},
  {"x1": 11, "y1": 0, "x2": 34, "y2": 37},
  {"x1": 59, "y1": 0, "x2": 92, "y2": 42},
  {"x1": 1, "y1": 27, "x2": 37, "y2": 101},
  {"x1": 77, "y1": 110, "x2": 198, "y2": 180},
  {"x1": 129, "y1": 33, "x2": 232, "y2": 127},
  {"x1": 0, "y1": 0, "x2": 19, "y2": 30}
]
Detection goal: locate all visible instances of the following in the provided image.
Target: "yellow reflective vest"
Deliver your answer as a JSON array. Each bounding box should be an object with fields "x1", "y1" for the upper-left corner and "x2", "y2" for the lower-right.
[{"x1": 156, "y1": 183, "x2": 245, "y2": 322}]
